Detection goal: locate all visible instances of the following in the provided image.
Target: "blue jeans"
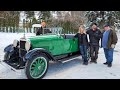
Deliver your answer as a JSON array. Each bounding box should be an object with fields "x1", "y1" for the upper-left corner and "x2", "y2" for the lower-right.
[
  {"x1": 103, "y1": 48, "x2": 114, "y2": 63},
  {"x1": 79, "y1": 45, "x2": 87, "y2": 62}
]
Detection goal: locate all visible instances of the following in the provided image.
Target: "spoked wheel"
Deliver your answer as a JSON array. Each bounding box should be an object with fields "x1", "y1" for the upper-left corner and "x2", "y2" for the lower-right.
[{"x1": 25, "y1": 54, "x2": 49, "y2": 79}]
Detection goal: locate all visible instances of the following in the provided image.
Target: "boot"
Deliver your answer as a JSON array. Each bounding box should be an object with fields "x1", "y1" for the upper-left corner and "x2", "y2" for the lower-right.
[
  {"x1": 90, "y1": 57, "x2": 94, "y2": 63},
  {"x1": 93, "y1": 59, "x2": 97, "y2": 64},
  {"x1": 83, "y1": 61, "x2": 88, "y2": 65},
  {"x1": 94, "y1": 60, "x2": 97, "y2": 64},
  {"x1": 108, "y1": 62, "x2": 112, "y2": 67},
  {"x1": 103, "y1": 62, "x2": 108, "y2": 65}
]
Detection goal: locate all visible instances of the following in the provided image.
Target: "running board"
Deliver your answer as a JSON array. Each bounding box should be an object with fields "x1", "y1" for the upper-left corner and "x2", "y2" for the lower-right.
[
  {"x1": 60, "y1": 56, "x2": 80, "y2": 63},
  {"x1": 57, "y1": 54, "x2": 80, "y2": 63}
]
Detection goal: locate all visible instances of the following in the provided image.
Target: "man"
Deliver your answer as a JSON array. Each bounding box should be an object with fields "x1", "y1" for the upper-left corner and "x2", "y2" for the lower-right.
[
  {"x1": 86, "y1": 23, "x2": 102, "y2": 63},
  {"x1": 36, "y1": 21, "x2": 46, "y2": 35},
  {"x1": 102, "y1": 24, "x2": 118, "y2": 67}
]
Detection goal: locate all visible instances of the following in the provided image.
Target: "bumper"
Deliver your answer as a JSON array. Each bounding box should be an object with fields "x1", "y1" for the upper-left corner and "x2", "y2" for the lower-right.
[{"x1": 1, "y1": 60, "x2": 24, "y2": 71}]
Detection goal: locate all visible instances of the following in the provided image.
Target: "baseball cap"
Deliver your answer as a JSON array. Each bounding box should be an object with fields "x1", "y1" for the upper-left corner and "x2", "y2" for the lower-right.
[{"x1": 104, "y1": 24, "x2": 110, "y2": 27}]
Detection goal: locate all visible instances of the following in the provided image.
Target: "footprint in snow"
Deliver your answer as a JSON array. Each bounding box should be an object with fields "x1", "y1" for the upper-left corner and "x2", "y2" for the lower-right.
[{"x1": 109, "y1": 73, "x2": 116, "y2": 76}]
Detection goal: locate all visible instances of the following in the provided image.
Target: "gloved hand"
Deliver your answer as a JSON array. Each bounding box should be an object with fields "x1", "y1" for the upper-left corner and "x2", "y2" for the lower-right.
[{"x1": 111, "y1": 44, "x2": 115, "y2": 48}]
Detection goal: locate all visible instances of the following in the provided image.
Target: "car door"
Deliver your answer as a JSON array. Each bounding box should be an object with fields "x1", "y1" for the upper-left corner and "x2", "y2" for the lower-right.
[
  {"x1": 50, "y1": 35, "x2": 64, "y2": 56},
  {"x1": 63, "y1": 35, "x2": 79, "y2": 54}
]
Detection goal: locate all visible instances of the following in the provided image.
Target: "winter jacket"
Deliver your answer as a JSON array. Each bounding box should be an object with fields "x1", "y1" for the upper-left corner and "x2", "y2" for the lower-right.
[
  {"x1": 74, "y1": 33, "x2": 88, "y2": 46},
  {"x1": 36, "y1": 27, "x2": 43, "y2": 35},
  {"x1": 102, "y1": 29, "x2": 118, "y2": 49},
  {"x1": 86, "y1": 29, "x2": 102, "y2": 46}
]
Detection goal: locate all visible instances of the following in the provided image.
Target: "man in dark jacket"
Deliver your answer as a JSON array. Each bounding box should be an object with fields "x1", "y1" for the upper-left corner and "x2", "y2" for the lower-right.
[
  {"x1": 36, "y1": 27, "x2": 43, "y2": 35},
  {"x1": 36, "y1": 21, "x2": 46, "y2": 35},
  {"x1": 86, "y1": 23, "x2": 102, "y2": 63},
  {"x1": 102, "y1": 24, "x2": 118, "y2": 67},
  {"x1": 36, "y1": 21, "x2": 52, "y2": 35}
]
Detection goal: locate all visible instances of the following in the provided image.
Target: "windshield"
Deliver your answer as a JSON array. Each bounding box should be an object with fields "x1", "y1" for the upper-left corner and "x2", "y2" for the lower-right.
[
  {"x1": 47, "y1": 27, "x2": 63, "y2": 34},
  {"x1": 36, "y1": 27, "x2": 63, "y2": 35}
]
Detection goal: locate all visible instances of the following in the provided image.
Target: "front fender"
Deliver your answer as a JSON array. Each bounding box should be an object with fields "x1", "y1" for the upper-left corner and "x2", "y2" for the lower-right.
[
  {"x1": 4, "y1": 44, "x2": 14, "y2": 53},
  {"x1": 24, "y1": 48, "x2": 55, "y2": 61}
]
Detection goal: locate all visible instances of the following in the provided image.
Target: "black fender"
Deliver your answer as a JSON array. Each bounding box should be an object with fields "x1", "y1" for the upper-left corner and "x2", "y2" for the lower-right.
[
  {"x1": 24, "y1": 48, "x2": 55, "y2": 61},
  {"x1": 4, "y1": 44, "x2": 19, "y2": 57},
  {"x1": 4, "y1": 44, "x2": 14, "y2": 55}
]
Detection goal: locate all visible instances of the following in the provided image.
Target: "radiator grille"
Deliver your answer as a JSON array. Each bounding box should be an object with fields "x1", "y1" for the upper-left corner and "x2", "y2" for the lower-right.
[{"x1": 19, "y1": 40, "x2": 27, "y2": 57}]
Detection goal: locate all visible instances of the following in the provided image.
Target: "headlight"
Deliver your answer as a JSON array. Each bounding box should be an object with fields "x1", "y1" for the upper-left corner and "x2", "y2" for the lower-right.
[
  {"x1": 13, "y1": 39, "x2": 19, "y2": 47},
  {"x1": 25, "y1": 41, "x2": 31, "y2": 51}
]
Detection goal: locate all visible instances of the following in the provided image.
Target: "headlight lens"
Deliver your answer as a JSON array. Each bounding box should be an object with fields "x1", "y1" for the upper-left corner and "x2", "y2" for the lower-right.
[
  {"x1": 13, "y1": 39, "x2": 19, "y2": 47},
  {"x1": 25, "y1": 41, "x2": 31, "y2": 51}
]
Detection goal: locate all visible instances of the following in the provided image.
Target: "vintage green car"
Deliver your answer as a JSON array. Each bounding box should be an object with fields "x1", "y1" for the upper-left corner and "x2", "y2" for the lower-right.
[{"x1": 3, "y1": 27, "x2": 90, "y2": 79}]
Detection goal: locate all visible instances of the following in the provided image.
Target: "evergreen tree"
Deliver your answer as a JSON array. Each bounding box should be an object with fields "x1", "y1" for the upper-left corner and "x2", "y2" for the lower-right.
[
  {"x1": 38, "y1": 11, "x2": 51, "y2": 23},
  {"x1": 85, "y1": 11, "x2": 120, "y2": 29}
]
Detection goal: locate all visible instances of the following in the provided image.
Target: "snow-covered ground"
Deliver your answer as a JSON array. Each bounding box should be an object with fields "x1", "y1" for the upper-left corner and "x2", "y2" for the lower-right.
[{"x1": 0, "y1": 32, "x2": 120, "y2": 79}]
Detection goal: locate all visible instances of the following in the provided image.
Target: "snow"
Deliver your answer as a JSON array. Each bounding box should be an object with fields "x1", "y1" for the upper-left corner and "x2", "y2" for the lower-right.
[{"x1": 0, "y1": 32, "x2": 120, "y2": 79}]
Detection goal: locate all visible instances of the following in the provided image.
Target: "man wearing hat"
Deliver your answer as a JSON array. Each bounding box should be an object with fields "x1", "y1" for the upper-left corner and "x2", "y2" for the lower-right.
[
  {"x1": 86, "y1": 23, "x2": 102, "y2": 63},
  {"x1": 102, "y1": 24, "x2": 118, "y2": 67}
]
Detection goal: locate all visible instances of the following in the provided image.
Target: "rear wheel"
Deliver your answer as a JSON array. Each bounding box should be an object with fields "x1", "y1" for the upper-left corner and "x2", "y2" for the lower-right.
[{"x1": 25, "y1": 54, "x2": 49, "y2": 79}]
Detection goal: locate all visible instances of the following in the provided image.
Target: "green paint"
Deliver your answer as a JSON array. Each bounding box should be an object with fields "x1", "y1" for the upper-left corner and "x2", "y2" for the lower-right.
[{"x1": 28, "y1": 35, "x2": 79, "y2": 56}]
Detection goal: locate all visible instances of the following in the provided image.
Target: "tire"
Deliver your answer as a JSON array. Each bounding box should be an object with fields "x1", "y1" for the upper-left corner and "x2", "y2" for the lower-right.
[
  {"x1": 4, "y1": 52, "x2": 11, "y2": 60},
  {"x1": 25, "y1": 54, "x2": 49, "y2": 79}
]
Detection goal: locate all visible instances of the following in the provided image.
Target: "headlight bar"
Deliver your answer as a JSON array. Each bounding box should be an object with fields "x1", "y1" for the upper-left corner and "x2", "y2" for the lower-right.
[
  {"x1": 25, "y1": 41, "x2": 31, "y2": 51},
  {"x1": 13, "y1": 39, "x2": 19, "y2": 47}
]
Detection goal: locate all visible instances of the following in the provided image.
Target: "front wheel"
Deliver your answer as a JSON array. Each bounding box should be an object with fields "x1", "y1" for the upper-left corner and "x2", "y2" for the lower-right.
[
  {"x1": 4, "y1": 52, "x2": 11, "y2": 60},
  {"x1": 25, "y1": 54, "x2": 49, "y2": 79}
]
